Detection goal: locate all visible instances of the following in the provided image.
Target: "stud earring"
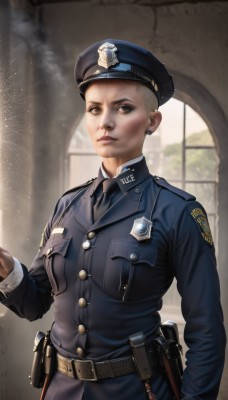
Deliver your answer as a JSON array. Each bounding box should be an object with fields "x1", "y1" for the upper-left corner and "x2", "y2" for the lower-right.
[{"x1": 145, "y1": 130, "x2": 153, "y2": 135}]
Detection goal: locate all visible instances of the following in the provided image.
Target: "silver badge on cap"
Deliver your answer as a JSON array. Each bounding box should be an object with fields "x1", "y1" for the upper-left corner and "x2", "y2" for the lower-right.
[
  {"x1": 98, "y1": 42, "x2": 119, "y2": 69},
  {"x1": 130, "y1": 216, "x2": 153, "y2": 242}
]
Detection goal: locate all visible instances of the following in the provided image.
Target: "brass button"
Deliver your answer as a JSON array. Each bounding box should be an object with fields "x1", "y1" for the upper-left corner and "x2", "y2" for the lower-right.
[
  {"x1": 76, "y1": 347, "x2": 84, "y2": 358},
  {"x1": 79, "y1": 270, "x2": 88, "y2": 280},
  {"x1": 78, "y1": 324, "x2": 86, "y2": 335},
  {"x1": 82, "y1": 240, "x2": 91, "y2": 250},
  {"x1": 130, "y1": 253, "x2": 138, "y2": 262},
  {"x1": 87, "y1": 231, "x2": 96, "y2": 239},
  {"x1": 78, "y1": 298, "x2": 87, "y2": 308}
]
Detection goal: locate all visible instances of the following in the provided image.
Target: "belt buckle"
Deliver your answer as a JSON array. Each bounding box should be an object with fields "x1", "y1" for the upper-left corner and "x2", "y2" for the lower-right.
[{"x1": 74, "y1": 359, "x2": 98, "y2": 382}]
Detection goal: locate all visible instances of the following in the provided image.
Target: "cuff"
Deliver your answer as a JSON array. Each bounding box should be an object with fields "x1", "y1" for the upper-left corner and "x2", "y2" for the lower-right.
[{"x1": 0, "y1": 258, "x2": 24, "y2": 297}]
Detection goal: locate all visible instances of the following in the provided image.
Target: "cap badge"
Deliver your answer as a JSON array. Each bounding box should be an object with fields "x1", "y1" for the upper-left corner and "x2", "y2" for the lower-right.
[
  {"x1": 130, "y1": 216, "x2": 153, "y2": 242},
  {"x1": 98, "y1": 42, "x2": 119, "y2": 69}
]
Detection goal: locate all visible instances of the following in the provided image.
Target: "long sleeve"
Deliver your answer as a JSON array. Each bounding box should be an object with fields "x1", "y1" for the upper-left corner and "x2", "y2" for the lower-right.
[{"x1": 170, "y1": 200, "x2": 226, "y2": 399}]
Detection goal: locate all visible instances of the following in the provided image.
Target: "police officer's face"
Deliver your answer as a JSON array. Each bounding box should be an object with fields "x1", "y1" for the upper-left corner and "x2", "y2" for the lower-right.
[{"x1": 85, "y1": 80, "x2": 161, "y2": 169}]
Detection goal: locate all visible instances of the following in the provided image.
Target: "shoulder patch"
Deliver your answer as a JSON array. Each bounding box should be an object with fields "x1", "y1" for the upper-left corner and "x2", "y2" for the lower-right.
[
  {"x1": 191, "y1": 207, "x2": 213, "y2": 246},
  {"x1": 153, "y1": 176, "x2": 196, "y2": 201}
]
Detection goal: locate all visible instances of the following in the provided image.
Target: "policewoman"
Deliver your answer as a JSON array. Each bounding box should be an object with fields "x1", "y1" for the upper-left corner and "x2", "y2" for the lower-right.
[{"x1": 0, "y1": 39, "x2": 226, "y2": 400}]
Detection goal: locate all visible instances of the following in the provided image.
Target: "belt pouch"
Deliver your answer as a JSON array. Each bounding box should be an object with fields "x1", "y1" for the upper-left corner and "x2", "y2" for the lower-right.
[{"x1": 129, "y1": 332, "x2": 152, "y2": 381}]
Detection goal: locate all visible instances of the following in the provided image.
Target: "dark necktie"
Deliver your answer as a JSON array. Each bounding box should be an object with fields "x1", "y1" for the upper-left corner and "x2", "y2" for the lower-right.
[{"x1": 93, "y1": 178, "x2": 118, "y2": 222}]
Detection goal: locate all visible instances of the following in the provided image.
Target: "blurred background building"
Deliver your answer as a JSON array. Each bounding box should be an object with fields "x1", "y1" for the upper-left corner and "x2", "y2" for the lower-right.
[{"x1": 0, "y1": 0, "x2": 227, "y2": 398}]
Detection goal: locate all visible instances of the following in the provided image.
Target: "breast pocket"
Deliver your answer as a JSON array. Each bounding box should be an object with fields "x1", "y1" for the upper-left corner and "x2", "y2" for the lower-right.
[
  {"x1": 103, "y1": 239, "x2": 157, "y2": 301},
  {"x1": 43, "y1": 236, "x2": 71, "y2": 295}
]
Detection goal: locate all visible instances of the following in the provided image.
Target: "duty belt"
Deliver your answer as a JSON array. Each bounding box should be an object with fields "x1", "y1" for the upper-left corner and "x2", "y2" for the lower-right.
[{"x1": 56, "y1": 348, "x2": 158, "y2": 381}]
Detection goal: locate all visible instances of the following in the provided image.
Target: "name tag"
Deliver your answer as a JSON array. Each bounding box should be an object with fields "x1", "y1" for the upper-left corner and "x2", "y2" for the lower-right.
[{"x1": 51, "y1": 227, "x2": 65, "y2": 236}]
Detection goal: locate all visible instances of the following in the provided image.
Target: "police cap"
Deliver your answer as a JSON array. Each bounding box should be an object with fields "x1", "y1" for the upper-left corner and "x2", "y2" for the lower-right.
[{"x1": 74, "y1": 39, "x2": 174, "y2": 107}]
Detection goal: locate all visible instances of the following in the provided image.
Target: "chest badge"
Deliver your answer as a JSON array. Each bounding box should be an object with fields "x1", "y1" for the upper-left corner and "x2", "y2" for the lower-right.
[{"x1": 130, "y1": 216, "x2": 153, "y2": 242}]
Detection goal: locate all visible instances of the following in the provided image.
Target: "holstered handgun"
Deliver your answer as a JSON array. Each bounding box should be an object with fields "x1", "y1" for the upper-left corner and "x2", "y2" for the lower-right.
[
  {"x1": 154, "y1": 320, "x2": 183, "y2": 400},
  {"x1": 160, "y1": 320, "x2": 183, "y2": 377},
  {"x1": 129, "y1": 321, "x2": 183, "y2": 400}
]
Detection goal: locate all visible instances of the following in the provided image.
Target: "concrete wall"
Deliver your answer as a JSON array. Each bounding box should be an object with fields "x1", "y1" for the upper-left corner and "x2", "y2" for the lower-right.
[{"x1": 0, "y1": 0, "x2": 227, "y2": 398}]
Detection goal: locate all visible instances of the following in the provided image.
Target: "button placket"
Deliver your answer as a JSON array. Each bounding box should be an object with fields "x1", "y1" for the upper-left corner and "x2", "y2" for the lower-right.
[
  {"x1": 78, "y1": 235, "x2": 93, "y2": 308},
  {"x1": 76, "y1": 233, "x2": 95, "y2": 357}
]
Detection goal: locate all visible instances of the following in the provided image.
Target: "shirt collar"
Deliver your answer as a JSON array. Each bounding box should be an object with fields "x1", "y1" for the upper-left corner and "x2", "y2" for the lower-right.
[{"x1": 101, "y1": 155, "x2": 144, "y2": 178}]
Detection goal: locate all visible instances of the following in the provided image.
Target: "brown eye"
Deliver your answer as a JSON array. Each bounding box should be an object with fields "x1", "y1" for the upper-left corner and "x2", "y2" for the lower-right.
[
  {"x1": 117, "y1": 104, "x2": 134, "y2": 113},
  {"x1": 87, "y1": 106, "x2": 100, "y2": 114}
]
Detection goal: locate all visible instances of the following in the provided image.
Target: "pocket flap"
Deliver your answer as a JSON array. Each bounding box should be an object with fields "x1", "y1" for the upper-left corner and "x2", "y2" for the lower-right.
[
  {"x1": 43, "y1": 237, "x2": 71, "y2": 258},
  {"x1": 110, "y1": 239, "x2": 138, "y2": 260},
  {"x1": 110, "y1": 239, "x2": 156, "y2": 267}
]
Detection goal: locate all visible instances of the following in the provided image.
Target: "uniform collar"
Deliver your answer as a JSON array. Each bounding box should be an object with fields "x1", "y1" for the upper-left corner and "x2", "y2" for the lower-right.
[
  {"x1": 91, "y1": 156, "x2": 150, "y2": 196},
  {"x1": 116, "y1": 157, "x2": 150, "y2": 193}
]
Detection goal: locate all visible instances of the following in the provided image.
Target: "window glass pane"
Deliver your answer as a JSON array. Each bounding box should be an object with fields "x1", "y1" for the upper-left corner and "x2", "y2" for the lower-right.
[
  {"x1": 144, "y1": 136, "x2": 162, "y2": 176},
  {"x1": 161, "y1": 142, "x2": 182, "y2": 180},
  {"x1": 207, "y1": 214, "x2": 216, "y2": 245},
  {"x1": 159, "y1": 98, "x2": 184, "y2": 146},
  {"x1": 185, "y1": 182, "x2": 216, "y2": 214},
  {"x1": 144, "y1": 99, "x2": 184, "y2": 179},
  {"x1": 68, "y1": 153, "x2": 100, "y2": 188},
  {"x1": 68, "y1": 115, "x2": 93, "y2": 152},
  {"x1": 186, "y1": 148, "x2": 217, "y2": 180},
  {"x1": 185, "y1": 105, "x2": 214, "y2": 146}
]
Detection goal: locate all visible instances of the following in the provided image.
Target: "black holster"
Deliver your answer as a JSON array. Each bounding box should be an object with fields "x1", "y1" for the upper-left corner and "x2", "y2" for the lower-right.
[
  {"x1": 129, "y1": 321, "x2": 183, "y2": 400},
  {"x1": 160, "y1": 320, "x2": 183, "y2": 378},
  {"x1": 155, "y1": 321, "x2": 183, "y2": 400},
  {"x1": 29, "y1": 330, "x2": 56, "y2": 389}
]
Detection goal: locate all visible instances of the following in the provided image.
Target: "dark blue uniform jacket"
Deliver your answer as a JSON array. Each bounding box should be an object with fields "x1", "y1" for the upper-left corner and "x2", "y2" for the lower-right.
[{"x1": 2, "y1": 158, "x2": 226, "y2": 399}]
